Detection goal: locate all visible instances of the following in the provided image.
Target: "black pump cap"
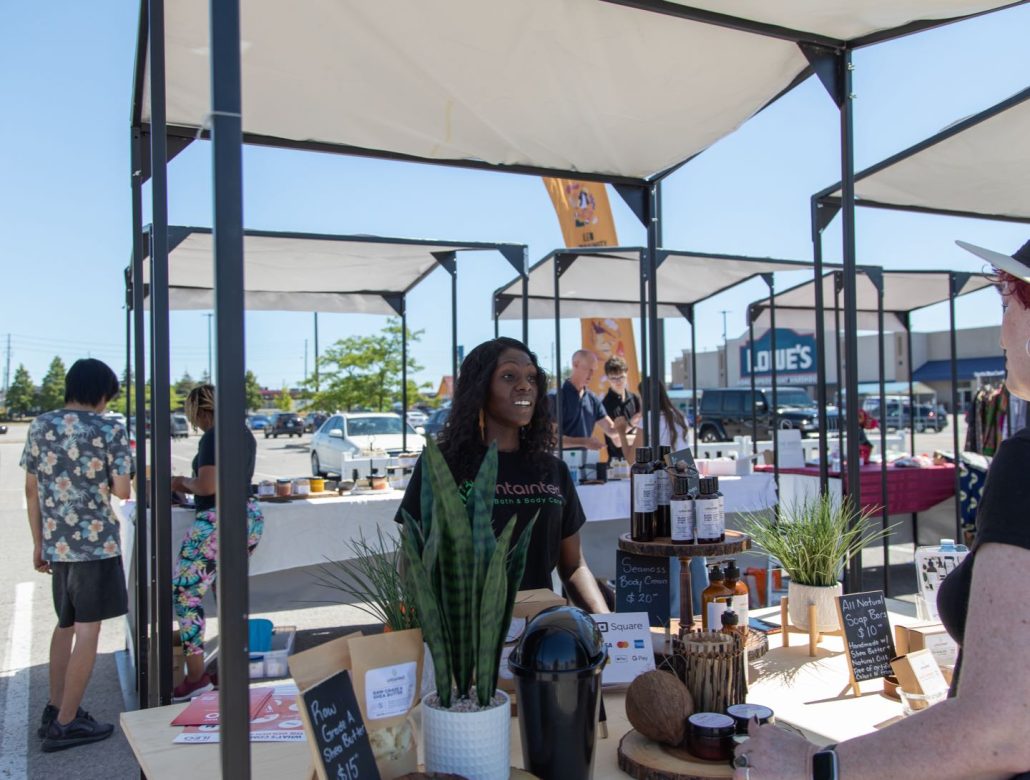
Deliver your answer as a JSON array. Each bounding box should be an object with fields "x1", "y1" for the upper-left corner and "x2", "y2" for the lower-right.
[
  {"x1": 658, "y1": 445, "x2": 671, "y2": 461},
  {"x1": 721, "y1": 609, "x2": 739, "y2": 627},
  {"x1": 673, "y1": 475, "x2": 692, "y2": 495},
  {"x1": 699, "y1": 476, "x2": 719, "y2": 495},
  {"x1": 724, "y1": 560, "x2": 741, "y2": 580},
  {"x1": 636, "y1": 446, "x2": 653, "y2": 463},
  {"x1": 709, "y1": 565, "x2": 724, "y2": 582}
]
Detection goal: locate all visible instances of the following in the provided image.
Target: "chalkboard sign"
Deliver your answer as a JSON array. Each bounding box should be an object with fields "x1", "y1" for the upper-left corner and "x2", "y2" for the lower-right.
[
  {"x1": 615, "y1": 550, "x2": 670, "y2": 627},
  {"x1": 835, "y1": 590, "x2": 896, "y2": 684},
  {"x1": 299, "y1": 669, "x2": 381, "y2": 780}
]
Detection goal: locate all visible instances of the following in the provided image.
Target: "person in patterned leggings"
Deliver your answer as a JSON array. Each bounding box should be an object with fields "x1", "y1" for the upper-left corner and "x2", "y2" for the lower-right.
[{"x1": 170, "y1": 384, "x2": 263, "y2": 700}]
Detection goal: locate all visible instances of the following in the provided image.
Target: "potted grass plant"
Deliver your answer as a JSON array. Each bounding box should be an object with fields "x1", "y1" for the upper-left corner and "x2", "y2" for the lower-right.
[
  {"x1": 741, "y1": 494, "x2": 895, "y2": 631},
  {"x1": 310, "y1": 525, "x2": 419, "y2": 632},
  {"x1": 398, "y1": 438, "x2": 535, "y2": 780}
]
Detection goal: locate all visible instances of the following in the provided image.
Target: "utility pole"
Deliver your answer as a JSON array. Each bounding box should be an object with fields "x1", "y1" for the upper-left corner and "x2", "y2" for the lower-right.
[
  {"x1": 204, "y1": 313, "x2": 213, "y2": 382},
  {"x1": 313, "y1": 313, "x2": 320, "y2": 392},
  {"x1": 720, "y1": 310, "x2": 729, "y2": 387},
  {"x1": 304, "y1": 338, "x2": 308, "y2": 383},
  {"x1": 2, "y1": 333, "x2": 11, "y2": 397}
]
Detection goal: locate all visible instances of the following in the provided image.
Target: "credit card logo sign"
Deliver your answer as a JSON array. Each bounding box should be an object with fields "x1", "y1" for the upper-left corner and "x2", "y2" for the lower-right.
[
  {"x1": 634, "y1": 639, "x2": 645, "y2": 649},
  {"x1": 616, "y1": 640, "x2": 630, "y2": 649}
]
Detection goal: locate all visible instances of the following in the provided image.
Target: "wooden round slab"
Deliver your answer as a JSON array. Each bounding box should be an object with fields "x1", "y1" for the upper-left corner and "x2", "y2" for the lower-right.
[
  {"x1": 618, "y1": 730, "x2": 733, "y2": 780},
  {"x1": 618, "y1": 530, "x2": 750, "y2": 558}
]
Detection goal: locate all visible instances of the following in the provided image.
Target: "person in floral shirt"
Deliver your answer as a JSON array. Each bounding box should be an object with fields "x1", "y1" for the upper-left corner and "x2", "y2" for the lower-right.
[{"x1": 20, "y1": 358, "x2": 132, "y2": 752}]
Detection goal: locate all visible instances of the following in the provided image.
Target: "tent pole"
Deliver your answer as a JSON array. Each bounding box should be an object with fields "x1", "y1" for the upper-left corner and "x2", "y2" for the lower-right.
[
  {"x1": 402, "y1": 298, "x2": 408, "y2": 452},
  {"x1": 147, "y1": 0, "x2": 174, "y2": 707},
  {"x1": 839, "y1": 47, "x2": 863, "y2": 593},
  {"x1": 452, "y1": 262, "x2": 458, "y2": 383},
  {"x1": 647, "y1": 184, "x2": 661, "y2": 449},
  {"x1": 764, "y1": 274, "x2": 779, "y2": 498},
  {"x1": 906, "y1": 313, "x2": 918, "y2": 548},
  {"x1": 313, "y1": 313, "x2": 319, "y2": 392},
  {"x1": 521, "y1": 247, "x2": 529, "y2": 345},
  {"x1": 639, "y1": 251, "x2": 648, "y2": 389},
  {"x1": 811, "y1": 201, "x2": 829, "y2": 492},
  {"x1": 949, "y1": 274, "x2": 964, "y2": 543},
  {"x1": 835, "y1": 273, "x2": 845, "y2": 473},
  {"x1": 209, "y1": 0, "x2": 251, "y2": 771},
  {"x1": 873, "y1": 271, "x2": 890, "y2": 596},
  {"x1": 691, "y1": 309, "x2": 698, "y2": 457},
  {"x1": 554, "y1": 255, "x2": 563, "y2": 454},
  {"x1": 130, "y1": 127, "x2": 149, "y2": 708},
  {"x1": 749, "y1": 308, "x2": 757, "y2": 453}
]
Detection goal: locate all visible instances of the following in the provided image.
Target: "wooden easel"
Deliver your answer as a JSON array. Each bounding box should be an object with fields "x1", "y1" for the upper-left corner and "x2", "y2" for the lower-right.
[{"x1": 779, "y1": 596, "x2": 845, "y2": 658}]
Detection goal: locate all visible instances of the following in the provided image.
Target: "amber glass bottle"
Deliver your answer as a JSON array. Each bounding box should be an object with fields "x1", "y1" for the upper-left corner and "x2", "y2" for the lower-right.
[
  {"x1": 654, "y1": 445, "x2": 672, "y2": 537},
  {"x1": 723, "y1": 559, "x2": 750, "y2": 636},
  {"x1": 701, "y1": 565, "x2": 733, "y2": 630}
]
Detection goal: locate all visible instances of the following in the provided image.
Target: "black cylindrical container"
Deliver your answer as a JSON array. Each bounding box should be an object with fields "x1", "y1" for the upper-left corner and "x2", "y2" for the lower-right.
[
  {"x1": 654, "y1": 445, "x2": 672, "y2": 537},
  {"x1": 670, "y1": 474, "x2": 694, "y2": 545},
  {"x1": 630, "y1": 447, "x2": 656, "y2": 541},
  {"x1": 695, "y1": 476, "x2": 725, "y2": 544},
  {"x1": 509, "y1": 607, "x2": 608, "y2": 780}
]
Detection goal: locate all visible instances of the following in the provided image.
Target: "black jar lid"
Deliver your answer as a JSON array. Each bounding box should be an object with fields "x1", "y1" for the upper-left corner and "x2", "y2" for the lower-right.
[
  {"x1": 687, "y1": 712, "x2": 734, "y2": 736},
  {"x1": 508, "y1": 606, "x2": 606, "y2": 677},
  {"x1": 635, "y1": 446, "x2": 653, "y2": 463},
  {"x1": 726, "y1": 704, "x2": 774, "y2": 733},
  {"x1": 673, "y1": 475, "x2": 692, "y2": 495},
  {"x1": 699, "y1": 476, "x2": 720, "y2": 495}
]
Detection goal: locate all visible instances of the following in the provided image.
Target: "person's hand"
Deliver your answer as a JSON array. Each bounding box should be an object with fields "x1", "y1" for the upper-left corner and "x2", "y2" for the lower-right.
[
  {"x1": 733, "y1": 719, "x2": 817, "y2": 780},
  {"x1": 171, "y1": 475, "x2": 188, "y2": 493},
  {"x1": 630, "y1": 412, "x2": 643, "y2": 429},
  {"x1": 33, "y1": 543, "x2": 50, "y2": 575},
  {"x1": 613, "y1": 416, "x2": 629, "y2": 434}
]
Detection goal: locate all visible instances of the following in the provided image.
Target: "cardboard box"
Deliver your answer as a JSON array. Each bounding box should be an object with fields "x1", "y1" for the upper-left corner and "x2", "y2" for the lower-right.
[
  {"x1": 891, "y1": 649, "x2": 949, "y2": 698},
  {"x1": 498, "y1": 589, "x2": 567, "y2": 692},
  {"x1": 894, "y1": 623, "x2": 957, "y2": 667}
]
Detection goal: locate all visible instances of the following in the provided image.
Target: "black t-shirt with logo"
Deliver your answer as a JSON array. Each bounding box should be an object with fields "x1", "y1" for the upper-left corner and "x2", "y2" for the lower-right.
[
  {"x1": 395, "y1": 451, "x2": 586, "y2": 591},
  {"x1": 937, "y1": 426, "x2": 1030, "y2": 693}
]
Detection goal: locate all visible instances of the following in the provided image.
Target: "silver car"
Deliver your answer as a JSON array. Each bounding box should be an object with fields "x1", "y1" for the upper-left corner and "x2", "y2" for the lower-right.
[{"x1": 310, "y1": 412, "x2": 424, "y2": 477}]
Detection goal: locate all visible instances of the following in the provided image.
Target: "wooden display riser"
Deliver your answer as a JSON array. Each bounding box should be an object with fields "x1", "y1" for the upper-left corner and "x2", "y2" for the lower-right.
[
  {"x1": 618, "y1": 730, "x2": 732, "y2": 780},
  {"x1": 258, "y1": 490, "x2": 350, "y2": 502}
]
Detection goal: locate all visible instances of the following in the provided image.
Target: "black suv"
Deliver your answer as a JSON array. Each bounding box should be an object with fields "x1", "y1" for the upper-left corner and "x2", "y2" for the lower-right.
[
  {"x1": 697, "y1": 387, "x2": 822, "y2": 442},
  {"x1": 264, "y1": 412, "x2": 304, "y2": 438}
]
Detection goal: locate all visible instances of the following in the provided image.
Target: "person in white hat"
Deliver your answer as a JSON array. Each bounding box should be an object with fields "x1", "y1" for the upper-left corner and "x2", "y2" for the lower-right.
[{"x1": 731, "y1": 239, "x2": 1030, "y2": 780}]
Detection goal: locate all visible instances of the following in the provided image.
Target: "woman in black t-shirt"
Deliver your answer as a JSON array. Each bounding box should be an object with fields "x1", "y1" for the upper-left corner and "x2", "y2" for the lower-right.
[
  {"x1": 397, "y1": 338, "x2": 609, "y2": 612},
  {"x1": 169, "y1": 384, "x2": 264, "y2": 701},
  {"x1": 732, "y1": 239, "x2": 1030, "y2": 780}
]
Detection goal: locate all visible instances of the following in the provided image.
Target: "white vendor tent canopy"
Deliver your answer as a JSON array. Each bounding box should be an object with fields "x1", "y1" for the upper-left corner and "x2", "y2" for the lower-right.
[{"x1": 819, "y1": 86, "x2": 1030, "y2": 222}]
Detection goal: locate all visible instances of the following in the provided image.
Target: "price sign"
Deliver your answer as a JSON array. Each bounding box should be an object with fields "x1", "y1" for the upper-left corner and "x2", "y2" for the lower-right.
[
  {"x1": 615, "y1": 550, "x2": 670, "y2": 627},
  {"x1": 298, "y1": 669, "x2": 381, "y2": 780},
  {"x1": 836, "y1": 590, "x2": 896, "y2": 684}
]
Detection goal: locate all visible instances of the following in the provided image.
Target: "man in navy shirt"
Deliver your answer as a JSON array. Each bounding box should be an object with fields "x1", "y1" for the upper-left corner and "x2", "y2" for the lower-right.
[{"x1": 552, "y1": 349, "x2": 622, "y2": 450}]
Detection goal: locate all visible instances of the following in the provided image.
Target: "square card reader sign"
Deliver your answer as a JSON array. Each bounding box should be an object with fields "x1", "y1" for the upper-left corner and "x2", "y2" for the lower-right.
[{"x1": 592, "y1": 612, "x2": 655, "y2": 686}]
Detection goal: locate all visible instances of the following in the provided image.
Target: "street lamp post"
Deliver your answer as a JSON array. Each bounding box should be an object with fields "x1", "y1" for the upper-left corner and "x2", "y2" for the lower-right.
[{"x1": 720, "y1": 310, "x2": 729, "y2": 387}]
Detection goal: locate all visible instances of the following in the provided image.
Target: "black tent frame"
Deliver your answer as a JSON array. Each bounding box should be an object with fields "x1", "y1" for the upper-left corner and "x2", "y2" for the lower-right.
[
  {"x1": 132, "y1": 0, "x2": 1024, "y2": 772},
  {"x1": 125, "y1": 222, "x2": 528, "y2": 710}
]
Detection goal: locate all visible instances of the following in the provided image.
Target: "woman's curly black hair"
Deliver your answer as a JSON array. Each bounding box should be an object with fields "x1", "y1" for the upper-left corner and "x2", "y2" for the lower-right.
[{"x1": 437, "y1": 337, "x2": 555, "y2": 485}]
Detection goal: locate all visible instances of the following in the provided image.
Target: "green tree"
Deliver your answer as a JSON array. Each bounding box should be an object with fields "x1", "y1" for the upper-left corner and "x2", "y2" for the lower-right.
[
  {"x1": 308, "y1": 318, "x2": 430, "y2": 413},
  {"x1": 6, "y1": 364, "x2": 36, "y2": 417},
  {"x1": 37, "y1": 357, "x2": 67, "y2": 412},
  {"x1": 174, "y1": 370, "x2": 198, "y2": 398},
  {"x1": 275, "y1": 386, "x2": 293, "y2": 411},
  {"x1": 245, "y1": 370, "x2": 263, "y2": 412}
]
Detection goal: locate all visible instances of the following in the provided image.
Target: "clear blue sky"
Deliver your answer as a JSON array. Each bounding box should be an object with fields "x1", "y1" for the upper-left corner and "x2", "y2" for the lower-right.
[{"x1": 1, "y1": 3, "x2": 1027, "y2": 393}]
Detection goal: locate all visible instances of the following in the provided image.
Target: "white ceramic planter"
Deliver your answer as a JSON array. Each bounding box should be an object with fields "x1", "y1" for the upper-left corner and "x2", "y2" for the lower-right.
[
  {"x1": 422, "y1": 690, "x2": 510, "y2": 780},
  {"x1": 787, "y1": 581, "x2": 843, "y2": 632}
]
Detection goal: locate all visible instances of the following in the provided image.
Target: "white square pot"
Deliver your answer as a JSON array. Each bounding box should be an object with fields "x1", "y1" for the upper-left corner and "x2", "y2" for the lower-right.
[
  {"x1": 422, "y1": 689, "x2": 510, "y2": 780},
  {"x1": 787, "y1": 581, "x2": 843, "y2": 632}
]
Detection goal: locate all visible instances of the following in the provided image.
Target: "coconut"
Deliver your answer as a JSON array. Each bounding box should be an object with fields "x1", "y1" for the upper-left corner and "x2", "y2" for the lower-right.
[{"x1": 625, "y1": 669, "x2": 695, "y2": 746}]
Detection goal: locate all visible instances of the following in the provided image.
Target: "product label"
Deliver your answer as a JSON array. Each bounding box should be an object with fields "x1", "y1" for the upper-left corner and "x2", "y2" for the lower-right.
[
  {"x1": 364, "y1": 661, "x2": 417, "y2": 720},
  {"x1": 707, "y1": 599, "x2": 729, "y2": 631},
  {"x1": 670, "y1": 501, "x2": 694, "y2": 541},
  {"x1": 695, "y1": 496, "x2": 725, "y2": 539},
  {"x1": 632, "y1": 473, "x2": 657, "y2": 513},
  {"x1": 731, "y1": 594, "x2": 749, "y2": 629},
  {"x1": 656, "y1": 470, "x2": 672, "y2": 506},
  {"x1": 689, "y1": 712, "x2": 733, "y2": 729}
]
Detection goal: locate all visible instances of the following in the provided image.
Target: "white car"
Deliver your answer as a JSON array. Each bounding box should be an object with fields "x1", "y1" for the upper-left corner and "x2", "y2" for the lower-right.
[
  {"x1": 405, "y1": 409, "x2": 428, "y2": 428},
  {"x1": 310, "y1": 413, "x2": 424, "y2": 477}
]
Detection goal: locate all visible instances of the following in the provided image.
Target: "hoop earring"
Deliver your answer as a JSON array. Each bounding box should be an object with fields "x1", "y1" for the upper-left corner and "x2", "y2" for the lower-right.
[
  {"x1": 1025, "y1": 336, "x2": 1030, "y2": 358},
  {"x1": 479, "y1": 409, "x2": 486, "y2": 442}
]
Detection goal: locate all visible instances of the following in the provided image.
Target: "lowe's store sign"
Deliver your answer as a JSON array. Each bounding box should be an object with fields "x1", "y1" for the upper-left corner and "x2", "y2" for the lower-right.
[{"x1": 740, "y1": 328, "x2": 817, "y2": 385}]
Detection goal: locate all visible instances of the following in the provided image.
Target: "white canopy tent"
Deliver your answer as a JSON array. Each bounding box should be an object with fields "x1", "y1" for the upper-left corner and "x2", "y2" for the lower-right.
[{"x1": 132, "y1": 0, "x2": 1025, "y2": 763}]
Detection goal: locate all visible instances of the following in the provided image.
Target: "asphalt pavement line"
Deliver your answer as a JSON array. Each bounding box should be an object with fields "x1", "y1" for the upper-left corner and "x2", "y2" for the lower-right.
[{"x1": 0, "y1": 581, "x2": 34, "y2": 778}]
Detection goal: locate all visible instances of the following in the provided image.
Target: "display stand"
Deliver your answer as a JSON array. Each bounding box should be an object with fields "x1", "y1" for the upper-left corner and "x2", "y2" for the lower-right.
[
  {"x1": 617, "y1": 531, "x2": 750, "y2": 628},
  {"x1": 618, "y1": 730, "x2": 732, "y2": 780},
  {"x1": 779, "y1": 596, "x2": 845, "y2": 659}
]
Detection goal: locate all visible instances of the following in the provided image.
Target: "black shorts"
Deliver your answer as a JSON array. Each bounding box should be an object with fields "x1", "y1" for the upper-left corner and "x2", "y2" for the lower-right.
[{"x1": 51, "y1": 557, "x2": 129, "y2": 628}]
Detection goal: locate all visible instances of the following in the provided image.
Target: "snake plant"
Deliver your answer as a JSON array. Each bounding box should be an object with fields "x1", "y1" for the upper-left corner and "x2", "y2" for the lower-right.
[{"x1": 399, "y1": 437, "x2": 536, "y2": 708}]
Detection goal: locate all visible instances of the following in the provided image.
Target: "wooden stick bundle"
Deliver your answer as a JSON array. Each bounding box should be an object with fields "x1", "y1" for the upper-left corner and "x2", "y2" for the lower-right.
[{"x1": 677, "y1": 630, "x2": 747, "y2": 713}]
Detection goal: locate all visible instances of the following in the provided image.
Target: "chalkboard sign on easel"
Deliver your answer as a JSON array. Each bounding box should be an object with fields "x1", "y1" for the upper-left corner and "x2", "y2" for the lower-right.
[
  {"x1": 299, "y1": 668, "x2": 381, "y2": 780},
  {"x1": 615, "y1": 550, "x2": 670, "y2": 627},
  {"x1": 835, "y1": 590, "x2": 896, "y2": 695}
]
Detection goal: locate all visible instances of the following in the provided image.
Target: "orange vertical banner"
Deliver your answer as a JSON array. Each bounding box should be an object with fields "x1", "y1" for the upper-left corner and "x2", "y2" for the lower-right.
[
  {"x1": 543, "y1": 178, "x2": 619, "y2": 248},
  {"x1": 581, "y1": 318, "x2": 641, "y2": 397}
]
